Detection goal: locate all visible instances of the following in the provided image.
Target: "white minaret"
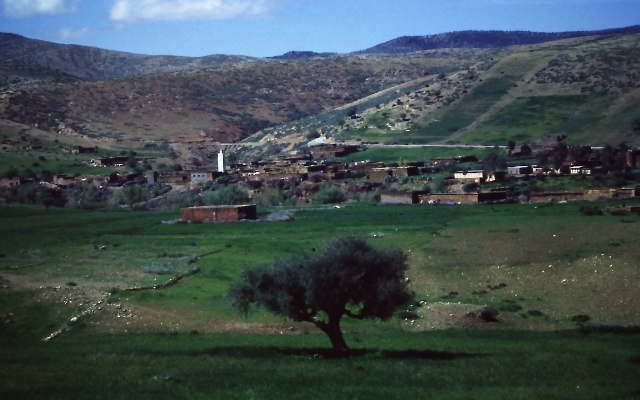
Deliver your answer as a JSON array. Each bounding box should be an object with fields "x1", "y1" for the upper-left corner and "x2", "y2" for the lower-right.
[{"x1": 217, "y1": 150, "x2": 225, "y2": 172}]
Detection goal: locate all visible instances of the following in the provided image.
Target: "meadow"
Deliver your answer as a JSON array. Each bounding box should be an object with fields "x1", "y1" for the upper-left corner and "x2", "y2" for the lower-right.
[{"x1": 1, "y1": 200, "x2": 639, "y2": 398}]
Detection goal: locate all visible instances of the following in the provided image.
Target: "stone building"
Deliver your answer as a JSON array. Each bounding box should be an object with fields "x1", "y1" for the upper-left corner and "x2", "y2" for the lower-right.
[{"x1": 180, "y1": 205, "x2": 257, "y2": 222}]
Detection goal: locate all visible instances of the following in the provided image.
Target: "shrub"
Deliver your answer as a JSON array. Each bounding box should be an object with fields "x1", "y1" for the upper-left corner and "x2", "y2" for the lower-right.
[
  {"x1": 499, "y1": 300, "x2": 523, "y2": 312},
  {"x1": 202, "y1": 185, "x2": 250, "y2": 206},
  {"x1": 580, "y1": 206, "x2": 603, "y2": 216},
  {"x1": 313, "y1": 185, "x2": 346, "y2": 204},
  {"x1": 462, "y1": 182, "x2": 480, "y2": 193},
  {"x1": 571, "y1": 314, "x2": 591, "y2": 323}
]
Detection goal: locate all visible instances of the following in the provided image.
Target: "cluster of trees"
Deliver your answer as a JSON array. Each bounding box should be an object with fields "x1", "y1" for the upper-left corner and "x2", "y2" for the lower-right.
[
  {"x1": 2, "y1": 184, "x2": 65, "y2": 209},
  {"x1": 537, "y1": 142, "x2": 631, "y2": 172}
]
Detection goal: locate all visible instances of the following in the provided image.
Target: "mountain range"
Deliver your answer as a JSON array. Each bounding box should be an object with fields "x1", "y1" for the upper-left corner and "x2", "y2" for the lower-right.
[{"x1": 1, "y1": 26, "x2": 639, "y2": 168}]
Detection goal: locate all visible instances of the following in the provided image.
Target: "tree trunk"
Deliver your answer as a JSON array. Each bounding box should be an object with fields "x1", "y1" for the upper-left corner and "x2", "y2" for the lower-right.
[{"x1": 317, "y1": 315, "x2": 348, "y2": 357}]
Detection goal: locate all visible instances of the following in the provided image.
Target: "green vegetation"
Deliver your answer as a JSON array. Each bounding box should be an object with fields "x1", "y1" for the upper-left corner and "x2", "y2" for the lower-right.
[
  {"x1": 313, "y1": 185, "x2": 346, "y2": 204},
  {"x1": 414, "y1": 75, "x2": 523, "y2": 142},
  {"x1": 1, "y1": 329, "x2": 639, "y2": 399},
  {"x1": 1, "y1": 198, "x2": 639, "y2": 397},
  {"x1": 341, "y1": 146, "x2": 489, "y2": 163},
  {"x1": 202, "y1": 185, "x2": 250, "y2": 206},
  {"x1": 461, "y1": 94, "x2": 613, "y2": 145}
]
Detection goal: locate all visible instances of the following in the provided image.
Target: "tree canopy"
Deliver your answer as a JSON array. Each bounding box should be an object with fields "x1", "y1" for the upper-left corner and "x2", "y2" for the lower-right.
[{"x1": 227, "y1": 235, "x2": 412, "y2": 355}]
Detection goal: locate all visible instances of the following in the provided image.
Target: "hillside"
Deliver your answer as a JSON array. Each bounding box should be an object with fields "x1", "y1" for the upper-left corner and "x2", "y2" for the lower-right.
[
  {"x1": 237, "y1": 33, "x2": 640, "y2": 160},
  {"x1": 0, "y1": 33, "x2": 261, "y2": 81},
  {"x1": 0, "y1": 55, "x2": 470, "y2": 166},
  {"x1": 1, "y1": 29, "x2": 639, "y2": 168},
  {"x1": 359, "y1": 25, "x2": 640, "y2": 54}
]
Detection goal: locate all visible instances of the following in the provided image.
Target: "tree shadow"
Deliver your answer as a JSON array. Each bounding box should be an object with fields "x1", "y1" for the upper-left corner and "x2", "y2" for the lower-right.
[
  {"x1": 154, "y1": 346, "x2": 487, "y2": 360},
  {"x1": 273, "y1": 347, "x2": 487, "y2": 360}
]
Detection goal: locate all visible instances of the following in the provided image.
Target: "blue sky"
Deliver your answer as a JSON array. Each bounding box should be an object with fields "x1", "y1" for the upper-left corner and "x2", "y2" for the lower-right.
[{"x1": 1, "y1": 0, "x2": 639, "y2": 58}]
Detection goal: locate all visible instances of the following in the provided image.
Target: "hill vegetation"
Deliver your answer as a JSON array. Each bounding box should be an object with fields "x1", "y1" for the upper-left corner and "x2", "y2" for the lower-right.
[
  {"x1": 358, "y1": 25, "x2": 640, "y2": 54},
  {"x1": 0, "y1": 33, "x2": 261, "y2": 81},
  {"x1": 1, "y1": 28, "x2": 639, "y2": 168},
  {"x1": 240, "y1": 33, "x2": 640, "y2": 160}
]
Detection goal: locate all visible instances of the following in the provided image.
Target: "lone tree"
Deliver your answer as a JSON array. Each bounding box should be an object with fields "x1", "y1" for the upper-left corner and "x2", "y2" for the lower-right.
[{"x1": 227, "y1": 235, "x2": 412, "y2": 356}]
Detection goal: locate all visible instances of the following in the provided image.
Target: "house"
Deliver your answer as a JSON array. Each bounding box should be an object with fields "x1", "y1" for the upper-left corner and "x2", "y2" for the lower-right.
[
  {"x1": 367, "y1": 169, "x2": 392, "y2": 180},
  {"x1": 391, "y1": 167, "x2": 420, "y2": 177},
  {"x1": 508, "y1": 166, "x2": 533, "y2": 175},
  {"x1": 627, "y1": 149, "x2": 640, "y2": 167},
  {"x1": 529, "y1": 192, "x2": 584, "y2": 203},
  {"x1": 532, "y1": 166, "x2": 550, "y2": 175},
  {"x1": 310, "y1": 144, "x2": 358, "y2": 159},
  {"x1": 67, "y1": 146, "x2": 95, "y2": 155},
  {"x1": 180, "y1": 205, "x2": 257, "y2": 222},
  {"x1": 417, "y1": 191, "x2": 506, "y2": 205},
  {"x1": 583, "y1": 189, "x2": 616, "y2": 201},
  {"x1": 380, "y1": 191, "x2": 430, "y2": 205},
  {"x1": 145, "y1": 171, "x2": 158, "y2": 184},
  {"x1": 454, "y1": 170, "x2": 485, "y2": 182},
  {"x1": 93, "y1": 156, "x2": 129, "y2": 167},
  {"x1": 53, "y1": 174, "x2": 77, "y2": 187},
  {"x1": 570, "y1": 166, "x2": 591, "y2": 175},
  {"x1": 0, "y1": 177, "x2": 21, "y2": 187},
  {"x1": 186, "y1": 170, "x2": 226, "y2": 182}
]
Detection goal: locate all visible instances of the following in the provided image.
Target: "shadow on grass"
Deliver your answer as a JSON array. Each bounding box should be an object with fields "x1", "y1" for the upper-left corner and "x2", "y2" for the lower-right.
[{"x1": 200, "y1": 346, "x2": 487, "y2": 360}]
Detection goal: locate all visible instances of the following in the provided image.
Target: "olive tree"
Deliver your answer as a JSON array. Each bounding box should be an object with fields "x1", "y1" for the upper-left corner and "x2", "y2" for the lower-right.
[{"x1": 227, "y1": 235, "x2": 412, "y2": 356}]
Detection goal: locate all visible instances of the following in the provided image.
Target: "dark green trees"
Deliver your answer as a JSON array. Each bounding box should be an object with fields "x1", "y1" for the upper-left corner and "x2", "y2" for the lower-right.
[{"x1": 227, "y1": 236, "x2": 412, "y2": 355}]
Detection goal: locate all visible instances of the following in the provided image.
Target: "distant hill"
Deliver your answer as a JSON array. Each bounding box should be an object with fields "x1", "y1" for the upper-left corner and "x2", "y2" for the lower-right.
[
  {"x1": 358, "y1": 26, "x2": 640, "y2": 54},
  {"x1": 1, "y1": 28, "x2": 639, "y2": 166},
  {"x1": 269, "y1": 51, "x2": 336, "y2": 60},
  {"x1": 0, "y1": 33, "x2": 261, "y2": 81}
]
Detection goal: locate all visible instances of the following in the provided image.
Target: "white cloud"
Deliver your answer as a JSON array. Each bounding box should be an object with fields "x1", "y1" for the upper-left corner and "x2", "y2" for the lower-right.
[
  {"x1": 110, "y1": 0, "x2": 272, "y2": 23},
  {"x1": 2, "y1": 0, "x2": 77, "y2": 18}
]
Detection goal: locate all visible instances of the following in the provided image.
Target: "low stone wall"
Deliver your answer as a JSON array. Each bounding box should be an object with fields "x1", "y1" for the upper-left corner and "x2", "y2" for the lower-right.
[
  {"x1": 584, "y1": 189, "x2": 616, "y2": 201},
  {"x1": 529, "y1": 192, "x2": 584, "y2": 203},
  {"x1": 417, "y1": 191, "x2": 506, "y2": 205}
]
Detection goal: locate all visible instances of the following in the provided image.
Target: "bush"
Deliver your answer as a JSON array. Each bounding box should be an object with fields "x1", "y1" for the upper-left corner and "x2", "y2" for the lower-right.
[
  {"x1": 571, "y1": 314, "x2": 591, "y2": 323},
  {"x1": 580, "y1": 206, "x2": 603, "y2": 216},
  {"x1": 462, "y1": 182, "x2": 480, "y2": 193},
  {"x1": 499, "y1": 300, "x2": 523, "y2": 312},
  {"x1": 202, "y1": 185, "x2": 250, "y2": 206},
  {"x1": 313, "y1": 185, "x2": 346, "y2": 204},
  {"x1": 122, "y1": 185, "x2": 151, "y2": 206}
]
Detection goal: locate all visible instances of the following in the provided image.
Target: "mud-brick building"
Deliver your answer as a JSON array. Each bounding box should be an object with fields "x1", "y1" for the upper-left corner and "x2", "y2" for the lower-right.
[
  {"x1": 380, "y1": 191, "x2": 430, "y2": 205},
  {"x1": 529, "y1": 192, "x2": 584, "y2": 203},
  {"x1": 180, "y1": 205, "x2": 257, "y2": 222},
  {"x1": 310, "y1": 144, "x2": 358, "y2": 159},
  {"x1": 367, "y1": 169, "x2": 392, "y2": 180},
  {"x1": 417, "y1": 191, "x2": 507, "y2": 204}
]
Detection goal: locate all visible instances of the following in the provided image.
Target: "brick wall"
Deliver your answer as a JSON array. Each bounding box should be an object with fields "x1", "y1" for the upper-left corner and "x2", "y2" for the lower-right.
[{"x1": 180, "y1": 205, "x2": 257, "y2": 222}]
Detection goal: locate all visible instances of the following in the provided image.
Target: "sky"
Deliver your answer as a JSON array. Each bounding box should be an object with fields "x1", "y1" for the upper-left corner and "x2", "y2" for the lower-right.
[{"x1": 1, "y1": 0, "x2": 639, "y2": 58}]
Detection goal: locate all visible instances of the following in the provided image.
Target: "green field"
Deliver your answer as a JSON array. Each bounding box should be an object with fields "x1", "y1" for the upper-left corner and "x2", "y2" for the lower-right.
[
  {"x1": 460, "y1": 94, "x2": 614, "y2": 145},
  {"x1": 1, "y1": 201, "x2": 640, "y2": 398},
  {"x1": 1, "y1": 121, "x2": 169, "y2": 179},
  {"x1": 340, "y1": 146, "x2": 492, "y2": 163}
]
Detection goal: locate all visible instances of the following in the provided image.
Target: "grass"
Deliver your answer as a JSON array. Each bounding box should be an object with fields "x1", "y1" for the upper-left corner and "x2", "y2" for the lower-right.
[
  {"x1": 339, "y1": 146, "x2": 490, "y2": 163},
  {"x1": 0, "y1": 327, "x2": 638, "y2": 399},
  {"x1": 0, "y1": 121, "x2": 169, "y2": 178},
  {"x1": 1, "y1": 200, "x2": 640, "y2": 398},
  {"x1": 460, "y1": 94, "x2": 613, "y2": 145}
]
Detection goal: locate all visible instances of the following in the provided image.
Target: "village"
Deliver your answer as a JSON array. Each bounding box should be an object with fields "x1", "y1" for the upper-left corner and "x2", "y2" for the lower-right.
[{"x1": 2, "y1": 142, "x2": 638, "y2": 221}]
